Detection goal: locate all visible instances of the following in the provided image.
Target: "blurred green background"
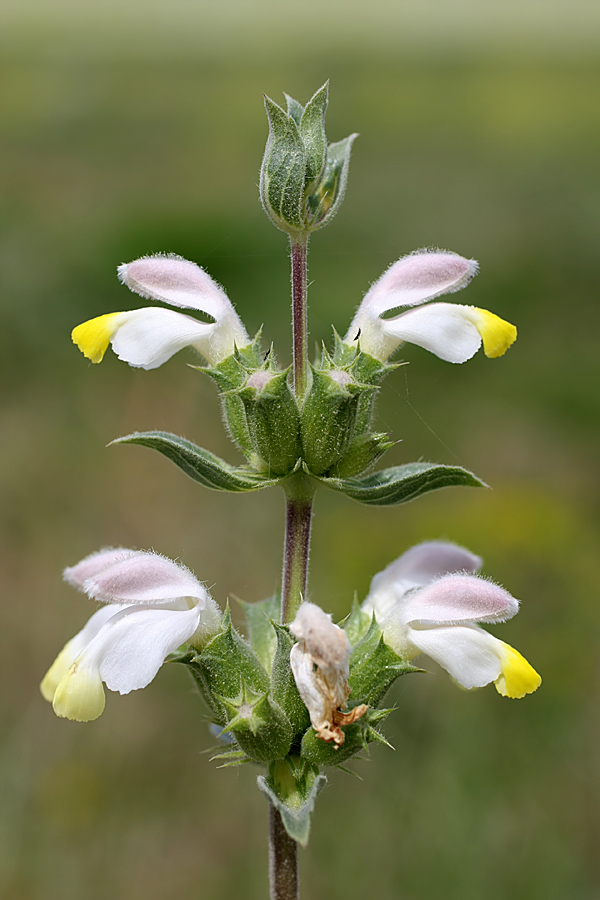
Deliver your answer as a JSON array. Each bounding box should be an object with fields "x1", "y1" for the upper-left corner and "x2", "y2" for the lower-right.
[{"x1": 2, "y1": 1, "x2": 599, "y2": 898}]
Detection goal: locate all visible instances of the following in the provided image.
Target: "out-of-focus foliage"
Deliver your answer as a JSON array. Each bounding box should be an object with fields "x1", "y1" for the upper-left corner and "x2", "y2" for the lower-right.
[{"x1": 1, "y1": 3, "x2": 599, "y2": 898}]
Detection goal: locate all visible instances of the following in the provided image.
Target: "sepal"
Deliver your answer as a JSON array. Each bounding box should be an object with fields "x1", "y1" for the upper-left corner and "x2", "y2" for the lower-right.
[
  {"x1": 330, "y1": 334, "x2": 398, "y2": 435},
  {"x1": 216, "y1": 679, "x2": 294, "y2": 763},
  {"x1": 258, "y1": 757, "x2": 327, "y2": 847},
  {"x1": 342, "y1": 600, "x2": 373, "y2": 646},
  {"x1": 348, "y1": 616, "x2": 419, "y2": 707},
  {"x1": 236, "y1": 370, "x2": 302, "y2": 476},
  {"x1": 183, "y1": 610, "x2": 269, "y2": 726},
  {"x1": 300, "y1": 368, "x2": 364, "y2": 475},
  {"x1": 196, "y1": 334, "x2": 265, "y2": 461},
  {"x1": 328, "y1": 433, "x2": 394, "y2": 478},
  {"x1": 240, "y1": 595, "x2": 280, "y2": 671},
  {"x1": 270, "y1": 624, "x2": 312, "y2": 736},
  {"x1": 300, "y1": 339, "x2": 396, "y2": 477},
  {"x1": 111, "y1": 431, "x2": 279, "y2": 492},
  {"x1": 210, "y1": 748, "x2": 251, "y2": 769},
  {"x1": 299, "y1": 707, "x2": 390, "y2": 767},
  {"x1": 317, "y1": 461, "x2": 486, "y2": 506},
  {"x1": 198, "y1": 333, "x2": 266, "y2": 394}
]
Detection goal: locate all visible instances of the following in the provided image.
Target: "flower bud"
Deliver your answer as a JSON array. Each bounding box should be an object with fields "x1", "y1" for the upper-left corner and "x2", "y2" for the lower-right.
[{"x1": 260, "y1": 83, "x2": 357, "y2": 236}]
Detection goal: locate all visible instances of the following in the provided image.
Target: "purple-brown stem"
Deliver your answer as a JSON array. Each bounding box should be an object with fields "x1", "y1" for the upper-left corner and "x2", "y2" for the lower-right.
[
  {"x1": 269, "y1": 806, "x2": 299, "y2": 900},
  {"x1": 280, "y1": 478, "x2": 315, "y2": 624},
  {"x1": 290, "y1": 235, "x2": 309, "y2": 399}
]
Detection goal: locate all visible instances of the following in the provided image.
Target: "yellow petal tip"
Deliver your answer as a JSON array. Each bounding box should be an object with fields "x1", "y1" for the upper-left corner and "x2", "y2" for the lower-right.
[
  {"x1": 495, "y1": 643, "x2": 541, "y2": 699},
  {"x1": 40, "y1": 641, "x2": 75, "y2": 702},
  {"x1": 72, "y1": 312, "x2": 124, "y2": 364},
  {"x1": 52, "y1": 664, "x2": 106, "y2": 722},
  {"x1": 472, "y1": 308, "x2": 517, "y2": 358}
]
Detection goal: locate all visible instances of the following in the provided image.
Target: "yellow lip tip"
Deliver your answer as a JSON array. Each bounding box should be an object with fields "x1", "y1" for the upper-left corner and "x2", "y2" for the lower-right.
[
  {"x1": 52, "y1": 665, "x2": 106, "y2": 722},
  {"x1": 40, "y1": 641, "x2": 76, "y2": 703},
  {"x1": 494, "y1": 643, "x2": 542, "y2": 699},
  {"x1": 72, "y1": 312, "x2": 123, "y2": 364},
  {"x1": 472, "y1": 308, "x2": 517, "y2": 358}
]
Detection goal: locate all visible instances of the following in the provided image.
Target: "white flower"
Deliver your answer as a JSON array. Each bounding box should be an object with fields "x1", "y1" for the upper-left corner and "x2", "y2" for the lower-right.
[
  {"x1": 345, "y1": 249, "x2": 517, "y2": 363},
  {"x1": 72, "y1": 254, "x2": 250, "y2": 369},
  {"x1": 363, "y1": 542, "x2": 541, "y2": 699},
  {"x1": 290, "y1": 602, "x2": 368, "y2": 745},
  {"x1": 40, "y1": 548, "x2": 222, "y2": 721}
]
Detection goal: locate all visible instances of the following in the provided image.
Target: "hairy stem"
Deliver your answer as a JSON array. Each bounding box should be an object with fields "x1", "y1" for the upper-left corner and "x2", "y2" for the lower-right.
[
  {"x1": 290, "y1": 234, "x2": 309, "y2": 400},
  {"x1": 269, "y1": 806, "x2": 299, "y2": 900},
  {"x1": 281, "y1": 475, "x2": 315, "y2": 624}
]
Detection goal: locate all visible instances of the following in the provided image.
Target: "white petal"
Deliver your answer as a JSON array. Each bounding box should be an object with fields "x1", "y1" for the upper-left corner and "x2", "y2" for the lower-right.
[
  {"x1": 63, "y1": 603, "x2": 126, "y2": 653},
  {"x1": 95, "y1": 604, "x2": 202, "y2": 693},
  {"x1": 401, "y1": 623, "x2": 505, "y2": 690},
  {"x1": 346, "y1": 251, "x2": 477, "y2": 359},
  {"x1": 117, "y1": 255, "x2": 250, "y2": 364},
  {"x1": 83, "y1": 552, "x2": 209, "y2": 606},
  {"x1": 118, "y1": 254, "x2": 232, "y2": 317},
  {"x1": 64, "y1": 547, "x2": 137, "y2": 590},
  {"x1": 289, "y1": 642, "x2": 331, "y2": 733},
  {"x1": 399, "y1": 575, "x2": 519, "y2": 627},
  {"x1": 382, "y1": 302, "x2": 484, "y2": 363},
  {"x1": 40, "y1": 604, "x2": 123, "y2": 702},
  {"x1": 52, "y1": 602, "x2": 201, "y2": 714},
  {"x1": 363, "y1": 541, "x2": 482, "y2": 619},
  {"x1": 109, "y1": 307, "x2": 217, "y2": 369}
]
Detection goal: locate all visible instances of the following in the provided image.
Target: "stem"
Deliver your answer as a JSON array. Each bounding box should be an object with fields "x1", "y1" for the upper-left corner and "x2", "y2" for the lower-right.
[
  {"x1": 281, "y1": 476, "x2": 315, "y2": 624},
  {"x1": 290, "y1": 234, "x2": 309, "y2": 400},
  {"x1": 271, "y1": 234, "x2": 312, "y2": 899},
  {"x1": 269, "y1": 806, "x2": 299, "y2": 900}
]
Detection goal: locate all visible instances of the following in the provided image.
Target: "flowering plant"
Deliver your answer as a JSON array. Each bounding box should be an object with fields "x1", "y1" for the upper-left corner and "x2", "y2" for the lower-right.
[{"x1": 42, "y1": 83, "x2": 539, "y2": 900}]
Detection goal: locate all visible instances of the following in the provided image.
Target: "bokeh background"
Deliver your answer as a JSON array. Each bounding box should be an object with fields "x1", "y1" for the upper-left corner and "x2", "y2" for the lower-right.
[{"x1": 2, "y1": 1, "x2": 599, "y2": 897}]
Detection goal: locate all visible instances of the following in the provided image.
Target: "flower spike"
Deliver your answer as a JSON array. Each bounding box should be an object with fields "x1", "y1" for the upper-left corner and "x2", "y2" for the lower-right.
[
  {"x1": 72, "y1": 254, "x2": 250, "y2": 369},
  {"x1": 345, "y1": 250, "x2": 517, "y2": 363},
  {"x1": 41, "y1": 549, "x2": 222, "y2": 721},
  {"x1": 363, "y1": 542, "x2": 541, "y2": 698}
]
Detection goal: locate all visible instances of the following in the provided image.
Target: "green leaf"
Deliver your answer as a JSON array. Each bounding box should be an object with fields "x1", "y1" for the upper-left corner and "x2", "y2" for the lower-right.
[
  {"x1": 240, "y1": 595, "x2": 281, "y2": 671},
  {"x1": 318, "y1": 462, "x2": 486, "y2": 506},
  {"x1": 260, "y1": 96, "x2": 307, "y2": 231},
  {"x1": 111, "y1": 431, "x2": 278, "y2": 492},
  {"x1": 258, "y1": 759, "x2": 327, "y2": 847},
  {"x1": 299, "y1": 82, "x2": 328, "y2": 191}
]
